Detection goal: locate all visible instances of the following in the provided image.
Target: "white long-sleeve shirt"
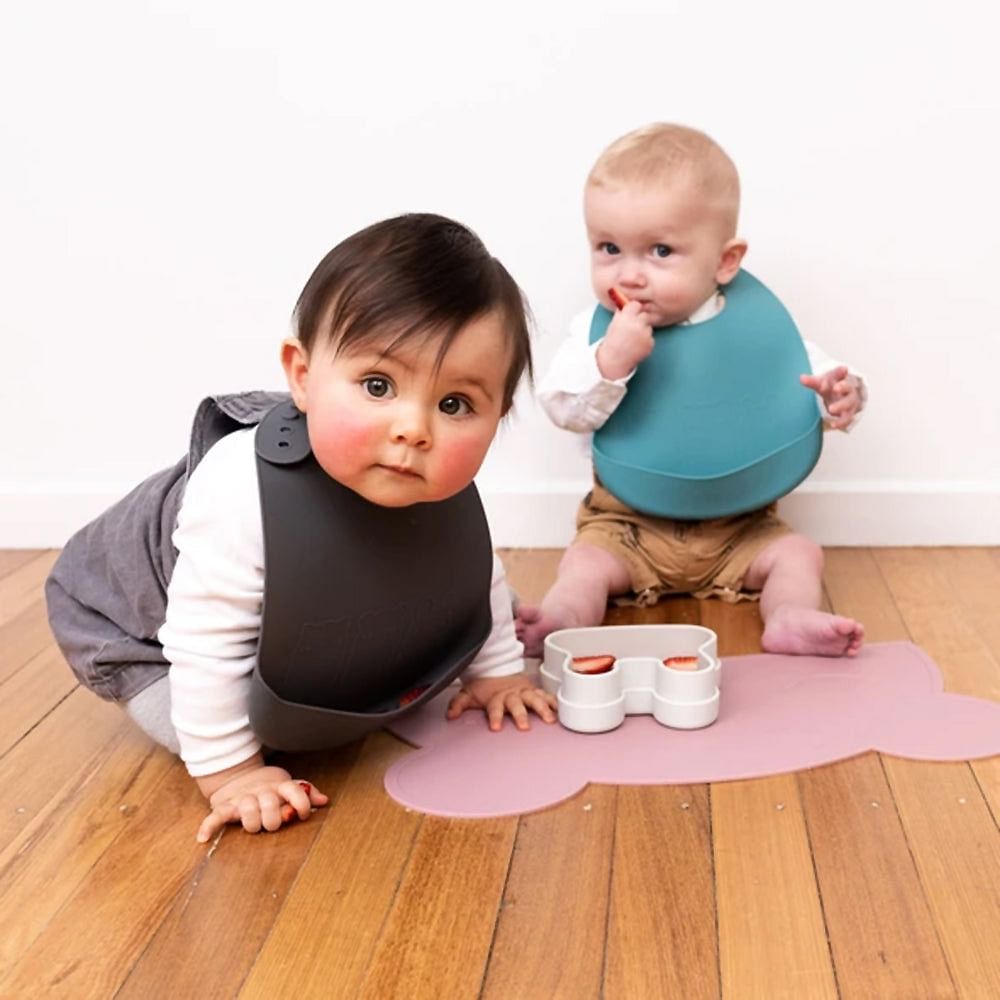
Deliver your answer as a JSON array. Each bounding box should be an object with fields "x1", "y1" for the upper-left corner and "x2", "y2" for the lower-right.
[
  {"x1": 159, "y1": 427, "x2": 523, "y2": 777},
  {"x1": 538, "y1": 296, "x2": 866, "y2": 438}
]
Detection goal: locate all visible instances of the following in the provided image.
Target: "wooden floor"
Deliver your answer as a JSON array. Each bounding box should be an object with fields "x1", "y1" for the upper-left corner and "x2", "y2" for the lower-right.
[{"x1": 1, "y1": 548, "x2": 998, "y2": 999}]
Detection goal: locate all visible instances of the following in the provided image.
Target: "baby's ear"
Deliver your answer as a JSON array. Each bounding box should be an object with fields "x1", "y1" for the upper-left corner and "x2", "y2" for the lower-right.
[
  {"x1": 716, "y1": 238, "x2": 748, "y2": 285},
  {"x1": 280, "y1": 337, "x2": 311, "y2": 411}
]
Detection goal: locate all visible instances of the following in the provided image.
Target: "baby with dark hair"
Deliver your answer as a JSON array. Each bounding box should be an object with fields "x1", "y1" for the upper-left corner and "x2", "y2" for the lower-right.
[{"x1": 47, "y1": 213, "x2": 555, "y2": 843}]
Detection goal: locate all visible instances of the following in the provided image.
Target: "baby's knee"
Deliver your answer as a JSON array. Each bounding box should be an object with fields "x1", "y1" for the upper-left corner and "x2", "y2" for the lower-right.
[
  {"x1": 125, "y1": 676, "x2": 181, "y2": 755},
  {"x1": 770, "y1": 533, "x2": 824, "y2": 573},
  {"x1": 558, "y1": 541, "x2": 631, "y2": 590}
]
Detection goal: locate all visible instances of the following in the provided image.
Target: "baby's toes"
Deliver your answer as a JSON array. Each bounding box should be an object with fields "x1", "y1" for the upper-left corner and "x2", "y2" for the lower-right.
[{"x1": 515, "y1": 605, "x2": 541, "y2": 625}]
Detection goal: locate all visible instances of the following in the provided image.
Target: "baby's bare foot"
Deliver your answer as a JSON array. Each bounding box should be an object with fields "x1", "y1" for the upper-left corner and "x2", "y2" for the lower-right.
[
  {"x1": 761, "y1": 606, "x2": 865, "y2": 657},
  {"x1": 515, "y1": 604, "x2": 570, "y2": 658}
]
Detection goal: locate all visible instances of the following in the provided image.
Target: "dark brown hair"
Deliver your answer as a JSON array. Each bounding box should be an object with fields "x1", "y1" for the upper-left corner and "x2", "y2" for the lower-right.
[{"x1": 293, "y1": 214, "x2": 532, "y2": 412}]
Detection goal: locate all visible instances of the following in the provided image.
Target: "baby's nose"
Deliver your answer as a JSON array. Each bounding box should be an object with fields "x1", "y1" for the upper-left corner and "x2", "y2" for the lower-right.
[
  {"x1": 618, "y1": 263, "x2": 647, "y2": 287},
  {"x1": 391, "y1": 405, "x2": 432, "y2": 447}
]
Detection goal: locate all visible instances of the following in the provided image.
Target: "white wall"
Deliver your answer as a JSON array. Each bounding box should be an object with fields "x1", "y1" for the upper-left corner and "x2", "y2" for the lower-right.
[{"x1": 3, "y1": 0, "x2": 998, "y2": 548}]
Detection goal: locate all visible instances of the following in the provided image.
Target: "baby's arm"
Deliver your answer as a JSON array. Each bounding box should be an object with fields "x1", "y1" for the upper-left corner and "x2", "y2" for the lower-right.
[
  {"x1": 536, "y1": 309, "x2": 635, "y2": 433},
  {"x1": 161, "y1": 429, "x2": 329, "y2": 840},
  {"x1": 445, "y1": 555, "x2": 557, "y2": 730}
]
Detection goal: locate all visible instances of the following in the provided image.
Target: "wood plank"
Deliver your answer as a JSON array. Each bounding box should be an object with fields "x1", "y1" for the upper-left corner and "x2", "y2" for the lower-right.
[
  {"x1": 929, "y1": 548, "x2": 1000, "y2": 820},
  {"x1": 701, "y1": 595, "x2": 838, "y2": 999},
  {"x1": 604, "y1": 593, "x2": 703, "y2": 628},
  {"x1": 498, "y1": 547, "x2": 562, "y2": 606},
  {"x1": 0, "y1": 599, "x2": 55, "y2": 684},
  {"x1": 481, "y1": 786, "x2": 616, "y2": 1000},
  {"x1": 929, "y1": 547, "x2": 1000, "y2": 666},
  {"x1": 881, "y1": 761, "x2": 1000, "y2": 998},
  {"x1": 875, "y1": 549, "x2": 1000, "y2": 996},
  {"x1": 697, "y1": 596, "x2": 762, "y2": 660},
  {"x1": 117, "y1": 744, "x2": 360, "y2": 1000},
  {"x1": 0, "y1": 731, "x2": 175, "y2": 970},
  {"x1": 826, "y1": 547, "x2": 1000, "y2": 997},
  {"x1": 0, "y1": 686, "x2": 125, "y2": 850},
  {"x1": 240, "y1": 733, "x2": 423, "y2": 999},
  {"x1": 714, "y1": 773, "x2": 838, "y2": 999},
  {"x1": 801, "y1": 550, "x2": 956, "y2": 999},
  {"x1": 797, "y1": 756, "x2": 956, "y2": 999},
  {"x1": 872, "y1": 548, "x2": 999, "y2": 699},
  {"x1": 0, "y1": 762, "x2": 209, "y2": 998},
  {"x1": 605, "y1": 784, "x2": 719, "y2": 999},
  {"x1": 0, "y1": 550, "x2": 58, "y2": 629},
  {"x1": 0, "y1": 644, "x2": 78, "y2": 757},
  {"x1": 356, "y1": 814, "x2": 518, "y2": 1000},
  {"x1": 822, "y1": 546, "x2": 908, "y2": 644},
  {"x1": 0, "y1": 549, "x2": 45, "y2": 579},
  {"x1": 971, "y1": 756, "x2": 1000, "y2": 826}
]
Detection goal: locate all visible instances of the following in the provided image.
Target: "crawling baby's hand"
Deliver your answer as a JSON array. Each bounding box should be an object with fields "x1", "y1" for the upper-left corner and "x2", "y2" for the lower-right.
[
  {"x1": 196, "y1": 766, "x2": 329, "y2": 843},
  {"x1": 446, "y1": 672, "x2": 558, "y2": 732}
]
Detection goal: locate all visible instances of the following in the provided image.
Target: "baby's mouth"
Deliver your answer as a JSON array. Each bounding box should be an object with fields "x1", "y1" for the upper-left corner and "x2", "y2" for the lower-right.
[{"x1": 380, "y1": 463, "x2": 421, "y2": 478}]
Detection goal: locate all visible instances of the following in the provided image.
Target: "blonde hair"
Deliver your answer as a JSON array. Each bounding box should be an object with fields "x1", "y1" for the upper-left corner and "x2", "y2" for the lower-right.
[{"x1": 588, "y1": 123, "x2": 741, "y2": 234}]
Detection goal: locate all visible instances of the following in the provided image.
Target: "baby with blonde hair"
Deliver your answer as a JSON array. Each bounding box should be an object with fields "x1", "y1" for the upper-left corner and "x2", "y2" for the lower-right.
[
  {"x1": 517, "y1": 123, "x2": 867, "y2": 658},
  {"x1": 589, "y1": 122, "x2": 741, "y2": 228}
]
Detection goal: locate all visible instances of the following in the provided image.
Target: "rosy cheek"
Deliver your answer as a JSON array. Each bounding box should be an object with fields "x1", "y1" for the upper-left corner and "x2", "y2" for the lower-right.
[
  {"x1": 309, "y1": 404, "x2": 379, "y2": 464},
  {"x1": 434, "y1": 436, "x2": 489, "y2": 492}
]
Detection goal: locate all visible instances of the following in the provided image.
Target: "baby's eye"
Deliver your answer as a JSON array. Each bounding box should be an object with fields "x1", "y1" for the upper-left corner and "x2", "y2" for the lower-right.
[
  {"x1": 598, "y1": 241, "x2": 621, "y2": 256},
  {"x1": 653, "y1": 244, "x2": 673, "y2": 258},
  {"x1": 439, "y1": 395, "x2": 472, "y2": 416},
  {"x1": 361, "y1": 375, "x2": 395, "y2": 399}
]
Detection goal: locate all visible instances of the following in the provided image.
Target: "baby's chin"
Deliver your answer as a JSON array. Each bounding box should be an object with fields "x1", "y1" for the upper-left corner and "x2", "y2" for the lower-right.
[{"x1": 642, "y1": 307, "x2": 683, "y2": 327}]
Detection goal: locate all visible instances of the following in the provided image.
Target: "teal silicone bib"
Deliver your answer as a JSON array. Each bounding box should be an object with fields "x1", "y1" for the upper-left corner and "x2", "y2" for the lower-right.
[{"x1": 589, "y1": 270, "x2": 822, "y2": 519}]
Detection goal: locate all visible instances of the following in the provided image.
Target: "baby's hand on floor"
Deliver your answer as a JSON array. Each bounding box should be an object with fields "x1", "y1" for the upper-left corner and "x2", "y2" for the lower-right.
[
  {"x1": 196, "y1": 765, "x2": 329, "y2": 843},
  {"x1": 446, "y1": 672, "x2": 558, "y2": 731},
  {"x1": 800, "y1": 366, "x2": 863, "y2": 430}
]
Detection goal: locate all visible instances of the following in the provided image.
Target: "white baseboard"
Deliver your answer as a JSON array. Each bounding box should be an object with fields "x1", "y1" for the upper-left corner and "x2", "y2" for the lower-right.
[{"x1": 2, "y1": 480, "x2": 998, "y2": 549}]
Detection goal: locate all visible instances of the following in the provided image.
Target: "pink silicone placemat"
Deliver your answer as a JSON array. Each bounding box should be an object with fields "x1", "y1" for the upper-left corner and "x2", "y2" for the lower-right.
[{"x1": 384, "y1": 641, "x2": 1000, "y2": 818}]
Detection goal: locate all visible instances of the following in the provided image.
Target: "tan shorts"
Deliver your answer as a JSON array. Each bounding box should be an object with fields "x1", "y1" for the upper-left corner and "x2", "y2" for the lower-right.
[{"x1": 574, "y1": 480, "x2": 793, "y2": 606}]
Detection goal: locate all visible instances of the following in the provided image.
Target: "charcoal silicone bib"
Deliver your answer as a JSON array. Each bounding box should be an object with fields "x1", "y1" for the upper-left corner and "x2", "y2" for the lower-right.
[{"x1": 251, "y1": 401, "x2": 494, "y2": 751}]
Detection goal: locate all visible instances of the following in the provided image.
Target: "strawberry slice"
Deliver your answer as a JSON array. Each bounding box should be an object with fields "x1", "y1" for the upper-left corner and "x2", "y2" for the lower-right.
[
  {"x1": 398, "y1": 685, "x2": 429, "y2": 707},
  {"x1": 663, "y1": 656, "x2": 699, "y2": 671},
  {"x1": 608, "y1": 287, "x2": 630, "y2": 310},
  {"x1": 571, "y1": 655, "x2": 616, "y2": 675}
]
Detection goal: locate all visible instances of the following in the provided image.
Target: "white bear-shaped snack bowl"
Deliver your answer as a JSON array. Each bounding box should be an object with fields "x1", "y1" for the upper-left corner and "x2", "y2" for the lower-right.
[{"x1": 540, "y1": 625, "x2": 721, "y2": 733}]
